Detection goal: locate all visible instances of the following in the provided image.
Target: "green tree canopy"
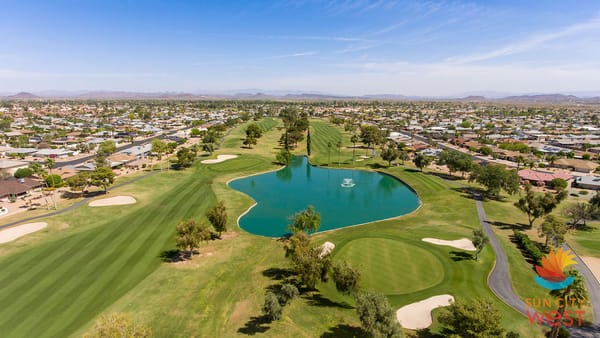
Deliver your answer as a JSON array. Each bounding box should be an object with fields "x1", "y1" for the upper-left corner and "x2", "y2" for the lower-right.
[
  {"x1": 332, "y1": 261, "x2": 361, "y2": 295},
  {"x1": 288, "y1": 205, "x2": 321, "y2": 234},
  {"x1": 359, "y1": 125, "x2": 381, "y2": 150},
  {"x1": 206, "y1": 201, "x2": 228, "y2": 237},
  {"x1": 355, "y1": 292, "x2": 403, "y2": 338},
  {"x1": 413, "y1": 153, "x2": 433, "y2": 172},
  {"x1": 439, "y1": 298, "x2": 506, "y2": 338},
  {"x1": 514, "y1": 183, "x2": 562, "y2": 228},
  {"x1": 470, "y1": 164, "x2": 519, "y2": 197}
]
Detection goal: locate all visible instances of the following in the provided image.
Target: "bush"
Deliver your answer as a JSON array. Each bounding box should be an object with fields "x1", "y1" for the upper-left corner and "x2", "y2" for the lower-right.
[
  {"x1": 513, "y1": 230, "x2": 544, "y2": 265},
  {"x1": 277, "y1": 283, "x2": 299, "y2": 306},
  {"x1": 14, "y1": 167, "x2": 34, "y2": 179},
  {"x1": 579, "y1": 190, "x2": 589, "y2": 195},
  {"x1": 262, "y1": 291, "x2": 283, "y2": 321}
]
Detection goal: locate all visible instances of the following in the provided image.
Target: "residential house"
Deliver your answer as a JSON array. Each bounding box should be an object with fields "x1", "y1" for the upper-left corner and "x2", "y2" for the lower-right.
[{"x1": 551, "y1": 158, "x2": 599, "y2": 173}]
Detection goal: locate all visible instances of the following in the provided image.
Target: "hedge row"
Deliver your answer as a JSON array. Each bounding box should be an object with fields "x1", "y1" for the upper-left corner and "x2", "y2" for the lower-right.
[{"x1": 513, "y1": 230, "x2": 544, "y2": 265}]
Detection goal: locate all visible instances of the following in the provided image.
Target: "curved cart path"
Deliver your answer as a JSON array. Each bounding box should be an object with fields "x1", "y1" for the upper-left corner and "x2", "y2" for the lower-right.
[{"x1": 474, "y1": 193, "x2": 600, "y2": 337}]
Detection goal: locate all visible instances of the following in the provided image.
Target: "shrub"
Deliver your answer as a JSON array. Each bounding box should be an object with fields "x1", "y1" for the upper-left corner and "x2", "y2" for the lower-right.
[
  {"x1": 262, "y1": 291, "x2": 283, "y2": 321},
  {"x1": 579, "y1": 190, "x2": 589, "y2": 195},
  {"x1": 513, "y1": 230, "x2": 544, "y2": 265}
]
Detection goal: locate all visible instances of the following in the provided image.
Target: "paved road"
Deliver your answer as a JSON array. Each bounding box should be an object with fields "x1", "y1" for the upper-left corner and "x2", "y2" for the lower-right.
[
  {"x1": 473, "y1": 193, "x2": 529, "y2": 314},
  {"x1": 474, "y1": 193, "x2": 600, "y2": 337},
  {"x1": 55, "y1": 130, "x2": 181, "y2": 168},
  {"x1": 565, "y1": 243, "x2": 600, "y2": 336}
]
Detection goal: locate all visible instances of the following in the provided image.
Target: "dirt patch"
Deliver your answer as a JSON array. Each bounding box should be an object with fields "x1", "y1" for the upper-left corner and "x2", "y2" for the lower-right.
[
  {"x1": 229, "y1": 299, "x2": 252, "y2": 324},
  {"x1": 581, "y1": 256, "x2": 600, "y2": 284}
]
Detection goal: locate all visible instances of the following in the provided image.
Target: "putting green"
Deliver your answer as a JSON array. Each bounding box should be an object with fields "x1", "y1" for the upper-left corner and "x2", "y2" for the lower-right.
[{"x1": 336, "y1": 238, "x2": 444, "y2": 294}]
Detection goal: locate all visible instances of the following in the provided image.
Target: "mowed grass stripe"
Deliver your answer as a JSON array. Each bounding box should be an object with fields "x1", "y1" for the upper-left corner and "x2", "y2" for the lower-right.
[
  {"x1": 0, "y1": 175, "x2": 193, "y2": 318},
  {"x1": 36, "y1": 175, "x2": 207, "y2": 337},
  {"x1": 0, "y1": 169, "x2": 210, "y2": 337},
  {"x1": 1, "y1": 178, "x2": 196, "y2": 335},
  {"x1": 336, "y1": 238, "x2": 443, "y2": 295}
]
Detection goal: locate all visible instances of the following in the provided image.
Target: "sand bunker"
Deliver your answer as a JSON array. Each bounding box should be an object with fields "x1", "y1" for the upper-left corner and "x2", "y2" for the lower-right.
[
  {"x1": 201, "y1": 154, "x2": 238, "y2": 164},
  {"x1": 0, "y1": 222, "x2": 48, "y2": 244},
  {"x1": 319, "y1": 241, "x2": 335, "y2": 258},
  {"x1": 396, "y1": 295, "x2": 454, "y2": 330},
  {"x1": 422, "y1": 237, "x2": 476, "y2": 251},
  {"x1": 89, "y1": 196, "x2": 137, "y2": 207},
  {"x1": 581, "y1": 256, "x2": 600, "y2": 284}
]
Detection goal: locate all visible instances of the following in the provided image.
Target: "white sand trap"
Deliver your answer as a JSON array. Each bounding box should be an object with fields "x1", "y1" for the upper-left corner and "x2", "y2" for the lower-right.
[
  {"x1": 422, "y1": 237, "x2": 476, "y2": 251},
  {"x1": 89, "y1": 196, "x2": 137, "y2": 207},
  {"x1": 319, "y1": 241, "x2": 335, "y2": 258},
  {"x1": 581, "y1": 256, "x2": 600, "y2": 284},
  {"x1": 396, "y1": 295, "x2": 454, "y2": 330},
  {"x1": 0, "y1": 222, "x2": 48, "y2": 244},
  {"x1": 201, "y1": 154, "x2": 238, "y2": 164}
]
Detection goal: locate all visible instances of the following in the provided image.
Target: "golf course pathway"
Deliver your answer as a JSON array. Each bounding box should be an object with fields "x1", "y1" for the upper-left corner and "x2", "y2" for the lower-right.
[
  {"x1": 474, "y1": 193, "x2": 600, "y2": 337},
  {"x1": 473, "y1": 193, "x2": 528, "y2": 314}
]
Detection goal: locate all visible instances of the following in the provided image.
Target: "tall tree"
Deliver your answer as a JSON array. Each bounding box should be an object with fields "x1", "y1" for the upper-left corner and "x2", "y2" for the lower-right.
[
  {"x1": 470, "y1": 164, "x2": 520, "y2": 197},
  {"x1": 539, "y1": 215, "x2": 567, "y2": 248},
  {"x1": 262, "y1": 291, "x2": 283, "y2": 321},
  {"x1": 44, "y1": 158, "x2": 57, "y2": 209},
  {"x1": 381, "y1": 146, "x2": 399, "y2": 167},
  {"x1": 175, "y1": 219, "x2": 210, "y2": 257},
  {"x1": 332, "y1": 261, "x2": 361, "y2": 295},
  {"x1": 514, "y1": 183, "x2": 561, "y2": 228},
  {"x1": 413, "y1": 153, "x2": 432, "y2": 172},
  {"x1": 206, "y1": 201, "x2": 228, "y2": 238},
  {"x1": 90, "y1": 166, "x2": 115, "y2": 193},
  {"x1": 359, "y1": 125, "x2": 381, "y2": 155},
  {"x1": 306, "y1": 125, "x2": 311, "y2": 156},
  {"x1": 472, "y1": 230, "x2": 489, "y2": 261},
  {"x1": 175, "y1": 147, "x2": 195, "y2": 168},
  {"x1": 562, "y1": 203, "x2": 593, "y2": 229},
  {"x1": 350, "y1": 134, "x2": 359, "y2": 161},
  {"x1": 288, "y1": 205, "x2": 321, "y2": 234},
  {"x1": 284, "y1": 232, "x2": 330, "y2": 289},
  {"x1": 276, "y1": 149, "x2": 292, "y2": 165},
  {"x1": 355, "y1": 292, "x2": 402, "y2": 338}
]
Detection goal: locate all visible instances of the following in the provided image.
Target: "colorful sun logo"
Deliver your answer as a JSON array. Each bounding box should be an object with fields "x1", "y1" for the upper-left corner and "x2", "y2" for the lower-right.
[{"x1": 534, "y1": 248, "x2": 577, "y2": 290}]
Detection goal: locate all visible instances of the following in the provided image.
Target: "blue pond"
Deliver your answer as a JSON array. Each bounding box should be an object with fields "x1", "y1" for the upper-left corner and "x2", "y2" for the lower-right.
[{"x1": 228, "y1": 156, "x2": 421, "y2": 237}]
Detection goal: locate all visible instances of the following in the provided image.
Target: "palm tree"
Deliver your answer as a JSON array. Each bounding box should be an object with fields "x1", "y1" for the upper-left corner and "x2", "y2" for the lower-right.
[
  {"x1": 350, "y1": 134, "x2": 359, "y2": 162},
  {"x1": 549, "y1": 270, "x2": 588, "y2": 338},
  {"x1": 44, "y1": 158, "x2": 57, "y2": 210},
  {"x1": 336, "y1": 141, "x2": 342, "y2": 167}
]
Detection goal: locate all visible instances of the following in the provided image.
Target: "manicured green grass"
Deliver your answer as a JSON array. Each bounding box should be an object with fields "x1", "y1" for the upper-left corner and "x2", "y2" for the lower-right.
[
  {"x1": 0, "y1": 118, "x2": 547, "y2": 337},
  {"x1": 336, "y1": 237, "x2": 444, "y2": 294},
  {"x1": 0, "y1": 161, "x2": 256, "y2": 337}
]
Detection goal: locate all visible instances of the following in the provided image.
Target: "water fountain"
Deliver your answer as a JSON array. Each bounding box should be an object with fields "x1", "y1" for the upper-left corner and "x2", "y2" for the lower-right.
[{"x1": 341, "y1": 178, "x2": 355, "y2": 188}]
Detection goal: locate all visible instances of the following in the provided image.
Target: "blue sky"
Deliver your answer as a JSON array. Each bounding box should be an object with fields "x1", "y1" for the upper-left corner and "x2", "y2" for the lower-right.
[{"x1": 1, "y1": 0, "x2": 600, "y2": 96}]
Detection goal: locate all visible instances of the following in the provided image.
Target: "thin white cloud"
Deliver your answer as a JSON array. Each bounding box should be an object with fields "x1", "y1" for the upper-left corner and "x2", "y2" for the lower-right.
[
  {"x1": 256, "y1": 34, "x2": 373, "y2": 43},
  {"x1": 447, "y1": 14, "x2": 600, "y2": 64},
  {"x1": 269, "y1": 51, "x2": 318, "y2": 59}
]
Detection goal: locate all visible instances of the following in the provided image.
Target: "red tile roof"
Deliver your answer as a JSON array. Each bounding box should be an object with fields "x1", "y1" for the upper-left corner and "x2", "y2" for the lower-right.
[{"x1": 518, "y1": 169, "x2": 572, "y2": 183}]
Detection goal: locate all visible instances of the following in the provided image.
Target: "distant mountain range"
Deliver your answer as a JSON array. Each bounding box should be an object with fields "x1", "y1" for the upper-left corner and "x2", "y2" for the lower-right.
[{"x1": 2, "y1": 91, "x2": 600, "y2": 104}]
